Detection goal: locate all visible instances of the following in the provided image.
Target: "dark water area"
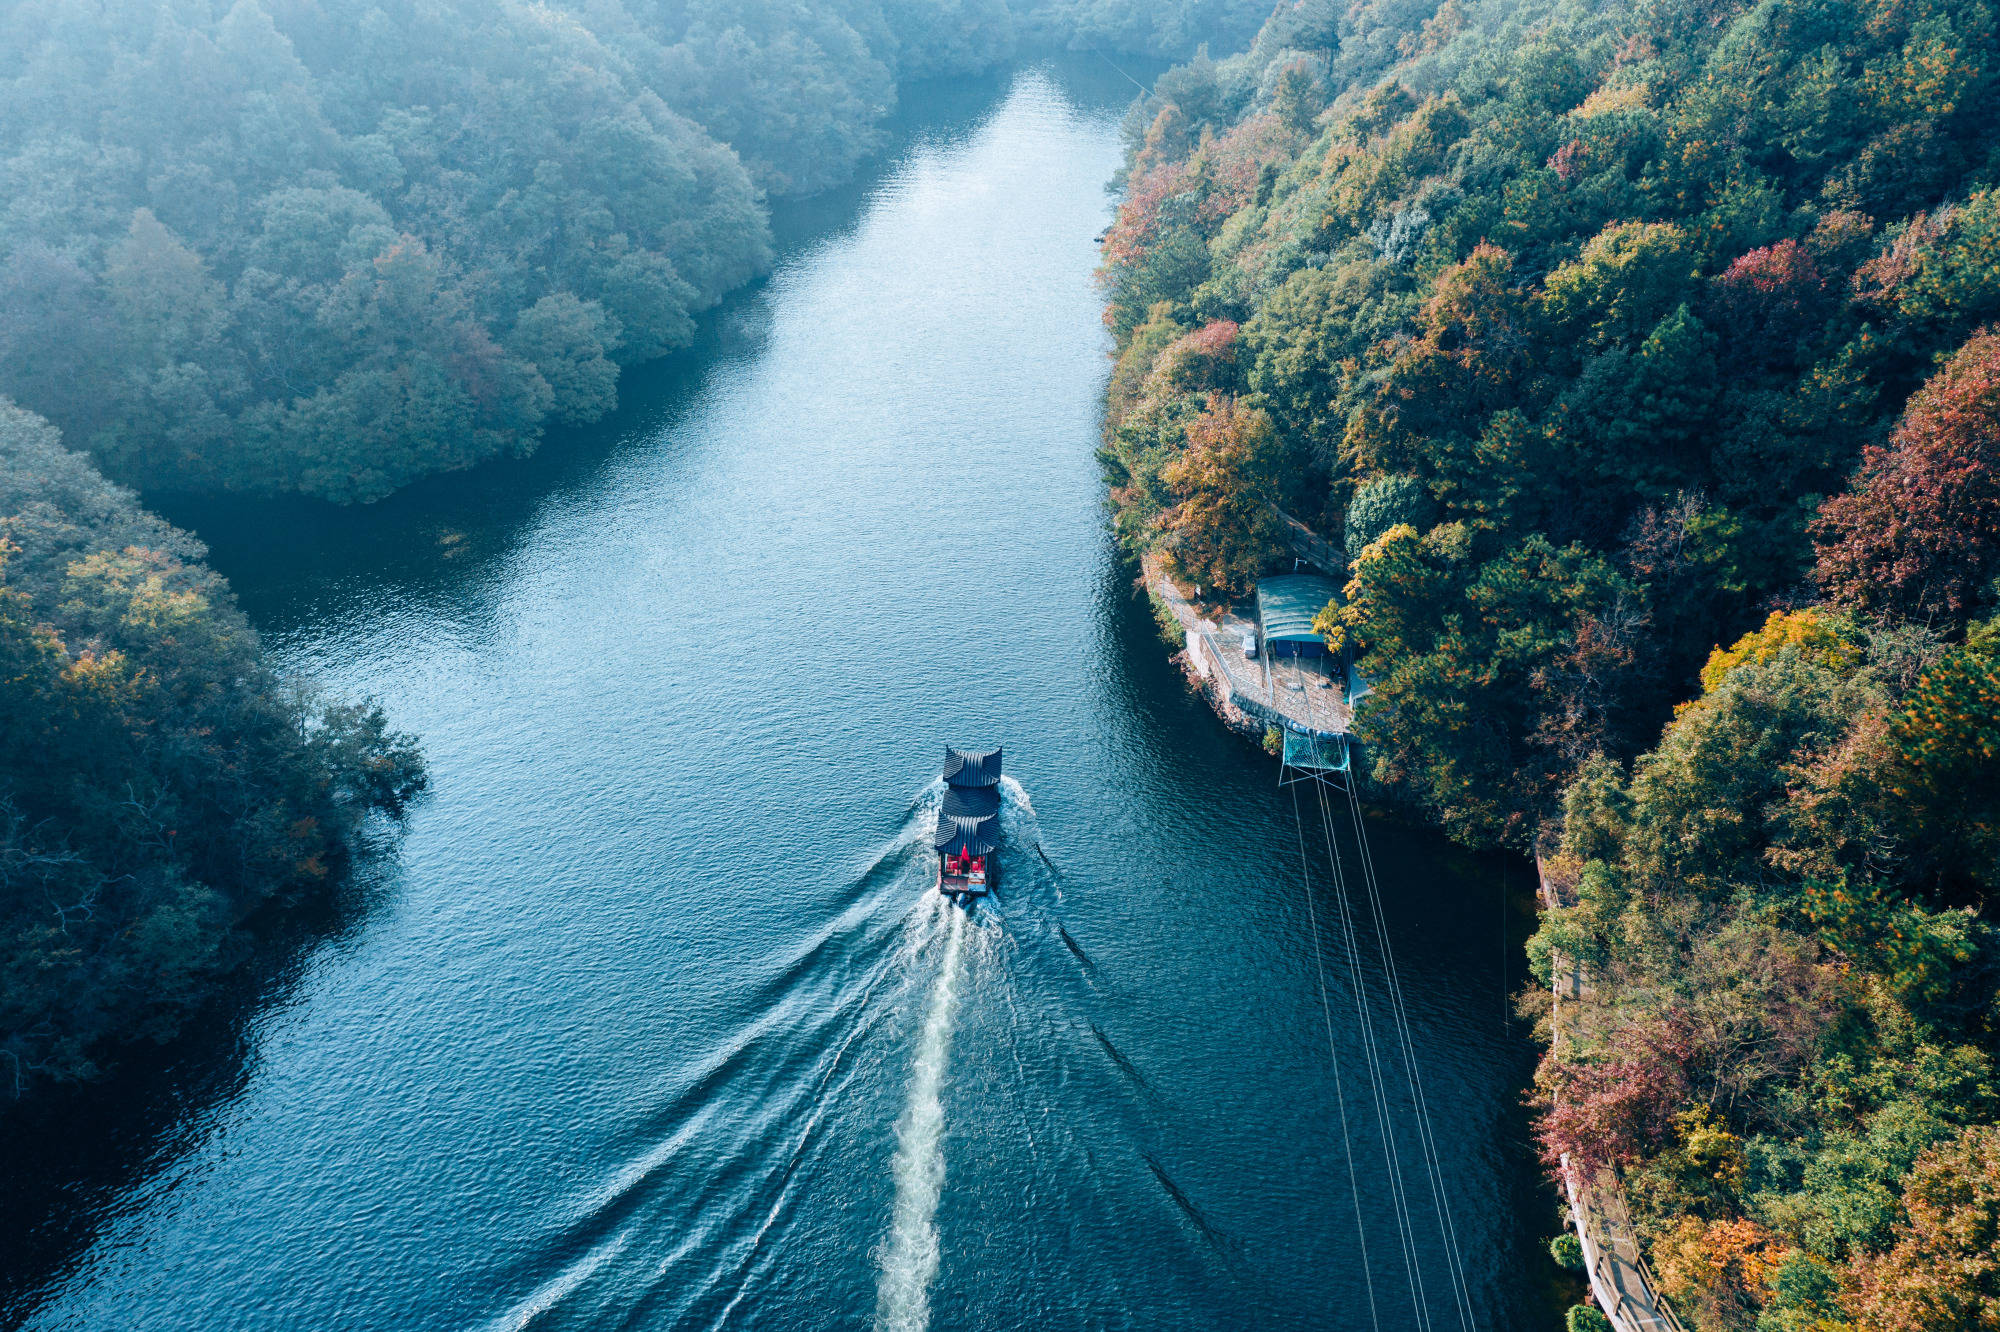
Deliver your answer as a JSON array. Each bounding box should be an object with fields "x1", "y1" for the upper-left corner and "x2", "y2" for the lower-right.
[{"x1": 6, "y1": 60, "x2": 1556, "y2": 1331}]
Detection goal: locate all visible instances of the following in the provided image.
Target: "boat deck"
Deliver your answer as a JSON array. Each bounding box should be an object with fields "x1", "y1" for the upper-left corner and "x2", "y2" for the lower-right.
[{"x1": 939, "y1": 871, "x2": 991, "y2": 896}]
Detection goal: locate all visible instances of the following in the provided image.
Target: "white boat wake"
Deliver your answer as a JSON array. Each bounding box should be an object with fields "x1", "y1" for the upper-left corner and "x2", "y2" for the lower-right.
[{"x1": 874, "y1": 900, "x2": 969, "y2": 1332}]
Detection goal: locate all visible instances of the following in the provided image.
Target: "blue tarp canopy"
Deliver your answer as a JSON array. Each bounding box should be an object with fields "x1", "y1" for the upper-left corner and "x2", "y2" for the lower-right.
[
  {"x1": 1257, "y1": 574, "x2": 1339, "y2": 656},
  {"x1": 1281, "y1": 730, "x2": 1350, "y2": 772}
]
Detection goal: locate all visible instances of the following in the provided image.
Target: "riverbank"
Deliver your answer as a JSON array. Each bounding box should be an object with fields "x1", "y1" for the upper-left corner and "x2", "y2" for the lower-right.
[
  {"x1": 1099, "y1": 0, "x2": 2000, "y2": 1322},
  {"x1": 5, "y1": 68, "x2": 1554, "y2": 1331},
  {"x1": 0, "y1": 403, "x2": 424, "y2": 1101},
  {"x1": 1141, "y1": 551, "x2": 1352, "y2": 745},
  {"x1": 1539, "y1": 858, "x2": 1687, "y2": 1332}
]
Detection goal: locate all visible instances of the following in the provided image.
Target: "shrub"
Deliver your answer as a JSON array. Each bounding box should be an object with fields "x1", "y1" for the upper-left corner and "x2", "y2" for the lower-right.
[
  {"x1": 1565, "y1": 1303, "x2": 1612, "y2": 1332},
  {"x1": 1146, "y1": 588, "x2": 1188, "y2": 650}
]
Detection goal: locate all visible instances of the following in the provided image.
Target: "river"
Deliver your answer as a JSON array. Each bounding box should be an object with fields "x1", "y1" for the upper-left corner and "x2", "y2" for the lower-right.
[{"x1": 5, "y1": 60, "x2": 1552, "y2": 1331}]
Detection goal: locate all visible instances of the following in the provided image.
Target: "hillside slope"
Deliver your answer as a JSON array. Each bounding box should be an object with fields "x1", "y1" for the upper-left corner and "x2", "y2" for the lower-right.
[
  {"x1": 0, "y1": 399, "x2": 424, "y2": 1093},
  {"x1": 1099, "y1": 0, "x2": 2000, "y2": 1323}
]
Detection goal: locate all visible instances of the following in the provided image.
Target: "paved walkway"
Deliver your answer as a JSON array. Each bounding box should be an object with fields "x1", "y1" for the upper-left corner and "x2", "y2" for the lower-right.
[
  {"x1": 1540, "y1": 859, "x2": 1688, "y2": 1332},
  {"x1": 1148, "y1": 558, "x2": 1350, "y2": 736}
]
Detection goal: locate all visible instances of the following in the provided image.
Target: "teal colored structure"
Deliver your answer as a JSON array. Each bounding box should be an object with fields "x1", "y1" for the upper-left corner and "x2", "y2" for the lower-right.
[
  {"x1": 1281, "y1": 730, "x2": 1349, "y2": 774},
  {"x1": 1256, "y1": 574, "x2": 1339, "y2": 658}
]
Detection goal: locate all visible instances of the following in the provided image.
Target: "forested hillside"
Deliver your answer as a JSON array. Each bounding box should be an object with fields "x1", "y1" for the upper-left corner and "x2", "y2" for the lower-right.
[
  {"x1": 1025, "y1": 0, "x2": 1293, "y2": 58},
  {"x1": 1098, "y1": 0, "x2": 2000, "y2": 1324},
  {"x1": 0, "y1": 399, "x2": 423, "y2": 1093},
  {"x1": 0, "y1": 0, "x2": 1212, "y2": 505}
]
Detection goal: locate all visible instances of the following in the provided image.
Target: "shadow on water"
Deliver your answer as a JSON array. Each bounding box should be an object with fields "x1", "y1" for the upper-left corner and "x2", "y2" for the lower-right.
[{"x1": 0, "y1": 835, "x2": 407, "y2": 1326}]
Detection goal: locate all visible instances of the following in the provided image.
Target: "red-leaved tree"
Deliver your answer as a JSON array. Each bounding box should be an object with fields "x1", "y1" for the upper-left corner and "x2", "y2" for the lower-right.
[
  {"x1": 1813, "y1": 329, "x2": 2000, "y2": 622},
  {"x1": 1534, "y1": 1016, "x2": 1695, "y2": 1174},
  {"x1": 1708, "y1": 239, "x2": 1828, "y2": 356}
]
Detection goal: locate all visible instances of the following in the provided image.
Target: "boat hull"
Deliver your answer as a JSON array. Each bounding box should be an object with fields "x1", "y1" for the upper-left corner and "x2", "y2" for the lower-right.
[{"x1": 937, "y1": 862, "x2": 995, "y2": 901}]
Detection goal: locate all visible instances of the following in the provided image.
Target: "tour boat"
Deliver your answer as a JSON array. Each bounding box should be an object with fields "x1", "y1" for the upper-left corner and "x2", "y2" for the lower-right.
[{"x1": 935, "y1": 746, "x2": 1001, "y2": 904}]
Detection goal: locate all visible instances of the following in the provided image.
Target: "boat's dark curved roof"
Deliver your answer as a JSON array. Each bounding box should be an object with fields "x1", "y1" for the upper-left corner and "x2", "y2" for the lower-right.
[
  {"x1": 935, "y1": 745, "x2": 1003, "y2": 857},
  {"x1": 933, "y1": 813, "x2": 1000, "y2": 856},
  {"x1": 942, "y1": 746, "x2": 1001, "y2": 788},
  {"x1": 942, "y1": 782, "x2": 1000, "y2": 820}
]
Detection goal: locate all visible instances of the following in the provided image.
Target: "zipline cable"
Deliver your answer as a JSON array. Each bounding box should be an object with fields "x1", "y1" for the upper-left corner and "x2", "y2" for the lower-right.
[
  {"x1": 1086, "y1": 47, "x2": 1150, "y2": 94},
  {"x1": 1309, "y1": 751, "x2": 1433, "y2": 1332},
  {"x1": 1340, "y1": 778, "x2": 1478, "y2": 1331},
  {"x1": 1287, "y1": 783, "x2": 1382, "y2": 1332},
  {"x1": 1333, "y1": 769, "x2": 1472, "y2": 1329},
  {"x1": 1295, "y1": 656, "x2": 1470, "y2": 1329},
  {"x1": 1285, "y1": 658, "x2": 1432, "y2": 1332}
]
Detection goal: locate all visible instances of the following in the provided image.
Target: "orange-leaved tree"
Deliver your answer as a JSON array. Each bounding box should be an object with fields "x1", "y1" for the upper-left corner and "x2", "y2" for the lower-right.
[
  {"x1": 1160, "y1": 395, "x2": 1288, "y2": 595},
  {"x1": 1844, "y1": 1125, "x2": 2000, "y2": 1331}
]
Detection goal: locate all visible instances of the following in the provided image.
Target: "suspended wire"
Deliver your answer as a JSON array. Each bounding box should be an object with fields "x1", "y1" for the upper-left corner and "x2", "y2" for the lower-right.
[
  {"x1": 1340, "y1": 777, "x2": 1478, "y2": 1331},
  {"x1": 1281, "y1": 656, "x2": 1431, "y2": 1331},
  {"x1": 1085, "y1": 47, "x2": 1150, "y2": 94},
  {"x1": 1350, "y1": 785, "x2": 1476, "y2": 1330},
  {"x1": 1310, "y1": 755, "x2": 1432, "y2": 1332},
  {"x1": 1288, "y1": 784, "x2": 1382, "y2": 1332},
  {"x1": 1288, "y1": 653, "x2": 1473, "y2": 1331}
]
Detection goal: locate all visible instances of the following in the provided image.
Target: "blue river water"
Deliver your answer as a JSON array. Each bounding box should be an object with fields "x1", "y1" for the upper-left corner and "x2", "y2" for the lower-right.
[{"x1": 5, "y1": 60, "x2": 1554, "y2": 1331}]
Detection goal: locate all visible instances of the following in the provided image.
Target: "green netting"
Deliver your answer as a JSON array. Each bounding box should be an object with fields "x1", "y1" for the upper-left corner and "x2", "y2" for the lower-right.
[{"x1": 1281, "y1": 730, "x2": 1349, "y2": 771}]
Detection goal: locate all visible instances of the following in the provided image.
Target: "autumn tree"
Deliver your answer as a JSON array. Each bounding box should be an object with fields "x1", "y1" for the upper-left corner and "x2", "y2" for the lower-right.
[
  {"x1": 0, "y1": 401, "x2": 424, "y2": 1091},
  {"x1": 1883, "y1": 632, "x2": 2000, "y2": 895},
  {"x1": 1092, "y1": 4, "x2": 2000, "y2": 1327},
  {"x1": 1160, "y1": 395, "x2": 1288, "y2": 593},
  {"x1": 1698, "y1": 609, "x2": 1863, "y2": 693},
  {"x1": 1540, "y1": 222, "x2": 1700, "y2": 351},
  {"x1": 1815, "y1": 330, "x2": 2000, "y2": 624},
  {"x1": 1844, "y1": 1125, "x2": 2000, "y2": 1332},
  {"x1": 1534, "y1": 1018, "x2": 1694, "y2": 1171},
  {"x1": 1707, "y1": 240, "x2": 1829, "y2": 363}
]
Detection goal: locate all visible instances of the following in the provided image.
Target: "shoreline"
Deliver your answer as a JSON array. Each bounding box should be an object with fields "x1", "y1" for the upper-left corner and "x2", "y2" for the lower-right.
[
  {"x1": 1539, "y1": 856, "x2": 1687, "y2": 1332},
  {"x1": 1139, "y1": 551, "x2": 1354, "y2": 746}
]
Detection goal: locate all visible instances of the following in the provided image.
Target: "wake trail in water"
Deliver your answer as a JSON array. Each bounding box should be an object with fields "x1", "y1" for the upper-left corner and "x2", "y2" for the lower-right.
[{"x1": 874, "y1": 901, "x2": 969, "y2": 1332}]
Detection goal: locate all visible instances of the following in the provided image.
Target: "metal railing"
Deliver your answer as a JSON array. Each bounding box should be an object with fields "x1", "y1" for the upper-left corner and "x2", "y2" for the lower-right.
[{"x1": 1193, "y1": 630, "x2": 1348, "y2": 737}]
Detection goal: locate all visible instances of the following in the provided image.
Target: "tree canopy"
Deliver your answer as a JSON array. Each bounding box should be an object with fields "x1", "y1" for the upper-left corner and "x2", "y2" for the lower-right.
[
  {"x1": 0, "y1": 0, "x2": 1221, "y2": 504},
  {"x1": 1103, "y1": 0, "x2": 2000, "y2": 1322},
  {"x1": 0, "y1": 399, "x2": 423, "y2": 1093},
  {"x1": 1098, "y1": 0, "x2": 2000, "y2": 841}
]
